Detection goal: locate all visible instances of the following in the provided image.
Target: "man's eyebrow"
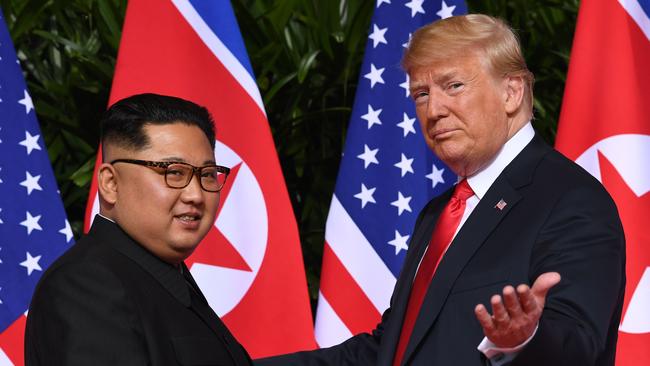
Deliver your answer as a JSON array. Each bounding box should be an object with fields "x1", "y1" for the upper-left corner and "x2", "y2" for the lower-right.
[
  {"x1": 409, "y1": 70, "x2": 462, "y2": 91},
  {"x1": 161, "y1": 157, "x2": 186, "y2": 162},
  {"x1": 409, "y1": 80, "x2": 426, "y2": 90},
  {"x1": 160, "y1": 157, "x2": 216, "y2": 165}
]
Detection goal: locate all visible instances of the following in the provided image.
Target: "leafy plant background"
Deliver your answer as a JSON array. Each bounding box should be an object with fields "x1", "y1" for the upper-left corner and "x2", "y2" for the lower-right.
[{"x1": 1, "y1": 0, "x2": 578, "y2": 305}]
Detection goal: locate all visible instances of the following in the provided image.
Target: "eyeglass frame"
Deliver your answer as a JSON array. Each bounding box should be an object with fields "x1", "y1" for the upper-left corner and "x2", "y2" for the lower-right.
[{"x1": 110, "y1": 158, "x2": 230, "y2": 192}]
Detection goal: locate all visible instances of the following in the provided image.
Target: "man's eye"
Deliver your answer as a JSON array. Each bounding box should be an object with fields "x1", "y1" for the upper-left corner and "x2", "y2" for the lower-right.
[
  {"x1": 201, "y1": 171, "x2": 217, "y2": 179},
  {"x1": 449, "y1": 82, "x2": 463, "y2": 90},
  {"x1": 413, "y1": 91, "x2": 428, "y2": 100},
  {"x1": 167, "y1": 169, "x2": 185, "y2": 176}
]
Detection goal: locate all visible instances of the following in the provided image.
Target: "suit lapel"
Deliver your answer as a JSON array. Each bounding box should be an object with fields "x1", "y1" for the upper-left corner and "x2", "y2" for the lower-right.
[
  {"x1": 91, "y1": 217, "x2": 231, "y2": 339},
  {"x1": 90, "y1": 217, "x2": 192, "y2": 307},
  {"x1": 376, "y1": 191, "x2": 451, "y2": 366},
  {"x1": 400, "y1": 135, "x2": 551, "y2": 364},
  {"x1": 180, "y1": 263, "x2": 232, "y2": 339}
]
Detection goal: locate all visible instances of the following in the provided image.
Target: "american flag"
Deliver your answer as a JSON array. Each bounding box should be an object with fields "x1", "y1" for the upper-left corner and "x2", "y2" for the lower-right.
[
  {"x1": 314, "y1": 0, "x2": 466, "y2": 347},
  {"x1": 0, "y1": 12, "x2": 73, "y2": 365}
]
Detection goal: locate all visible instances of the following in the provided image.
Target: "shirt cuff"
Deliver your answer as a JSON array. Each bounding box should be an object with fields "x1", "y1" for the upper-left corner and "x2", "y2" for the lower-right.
[{"x1": 477, "y1": 324, "x2": 538, "y2": 360}]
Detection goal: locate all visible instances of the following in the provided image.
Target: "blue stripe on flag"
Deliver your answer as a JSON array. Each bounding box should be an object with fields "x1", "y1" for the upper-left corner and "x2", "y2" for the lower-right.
[{"x1": 189, "y1": 0, "x2": 256, "y2": 79}]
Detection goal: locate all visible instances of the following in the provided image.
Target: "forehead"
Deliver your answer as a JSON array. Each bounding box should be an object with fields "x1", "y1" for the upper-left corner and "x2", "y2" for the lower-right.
[
  {"x1": 408, "y1": 54, "x2": 490, "y2": 85},
  {"x1": 141, "y1": 123, "x2": 214, "y2": 160}
]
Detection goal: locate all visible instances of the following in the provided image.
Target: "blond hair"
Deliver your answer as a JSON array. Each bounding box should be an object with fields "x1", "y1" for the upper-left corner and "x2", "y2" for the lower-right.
[{"x1": 403, "y1": 14, "x2": 534, "y2": 113}]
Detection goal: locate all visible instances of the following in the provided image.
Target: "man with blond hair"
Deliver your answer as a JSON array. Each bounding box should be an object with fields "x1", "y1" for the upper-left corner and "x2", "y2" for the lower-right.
[{"x1": 257, "y1": 14, "x2": 625, "y2": 366}]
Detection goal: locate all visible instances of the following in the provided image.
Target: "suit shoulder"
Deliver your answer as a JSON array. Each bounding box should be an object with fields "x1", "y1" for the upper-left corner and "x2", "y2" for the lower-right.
[
  {"x1": 32, "y1": 235, "x2": 126, "y2": 299},
  {"x1": 534, "y1": 149, "x2": 622, "y2": 224},
  {"x1": 539, "y1": 148, "x2": 612, "y2": 194}
]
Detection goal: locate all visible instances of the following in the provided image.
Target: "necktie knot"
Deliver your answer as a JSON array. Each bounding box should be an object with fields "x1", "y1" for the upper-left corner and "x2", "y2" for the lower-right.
[{"x1": 452, "y1": 179, "x2": 474, "y2": 202}]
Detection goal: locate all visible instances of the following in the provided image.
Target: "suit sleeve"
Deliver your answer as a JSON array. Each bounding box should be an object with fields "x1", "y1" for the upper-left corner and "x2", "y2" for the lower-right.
[
  {"x1": 25, "y1": 261, "x2": 148, "y2": 366},
  {"x1": 254, "y1": 319, "x2": 383, "y2": 366},
  {"x1": 512, "y1": 183, "x2": 626, "y2": 366},
  {"x1": 254, "y1": 198, "x2": 440, "y2": 366}
]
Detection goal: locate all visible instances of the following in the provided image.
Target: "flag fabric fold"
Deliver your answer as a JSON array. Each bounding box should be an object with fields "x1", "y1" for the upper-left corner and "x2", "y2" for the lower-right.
[
  {"x1": 0, "y1": 11, "x2": 74, "y2": 366},
  {"x1": 84, "y1": 0, "x2": 315, "y2": 357},
  {"x1": 555, "y1": 0, "x2": 650, "y2": 364},
  {"x1": 314, "y1": 0, "x2": 466, "y2": 347}
]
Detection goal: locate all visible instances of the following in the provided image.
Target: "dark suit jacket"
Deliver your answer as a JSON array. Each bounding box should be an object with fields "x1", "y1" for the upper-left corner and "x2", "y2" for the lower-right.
[
  {"x1": 256, "y1": 135, "x2": 625, "y2": 366},
  {"x1": 25, "y1": 216, "x2": 251, "y2": 366}
]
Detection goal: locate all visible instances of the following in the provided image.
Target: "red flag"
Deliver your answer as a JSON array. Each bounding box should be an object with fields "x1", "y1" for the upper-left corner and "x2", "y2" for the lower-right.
[
  {"x1": 556, "y1": 0, "x2": 650, "y2": 364},
  {"x1": 84, "y1": 0, "x2": 316, "y2": 357}
]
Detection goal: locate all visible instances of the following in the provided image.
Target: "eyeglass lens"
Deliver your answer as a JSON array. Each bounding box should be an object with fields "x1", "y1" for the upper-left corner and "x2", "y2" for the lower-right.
[{"x1": 165, "y1": 163, "x2": 226, "y2": 192}]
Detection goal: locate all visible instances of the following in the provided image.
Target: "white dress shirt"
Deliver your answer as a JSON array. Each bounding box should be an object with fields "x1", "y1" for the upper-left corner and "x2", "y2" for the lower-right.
[{"x1": 443, "y1": 122, "x2": 537, "y2": 364}]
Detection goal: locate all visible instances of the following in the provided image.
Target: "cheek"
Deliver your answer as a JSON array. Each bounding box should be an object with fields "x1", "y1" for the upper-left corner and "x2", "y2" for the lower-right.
[
  {"x1": 416, "y1": 108, "x2": 428, "y2": 132},
  {"x1": 126, "y1": 178, "x2": 177, "y2": 213},
  {"x1": 206, "y1": 193, "x2": 221, "y2": 217}
]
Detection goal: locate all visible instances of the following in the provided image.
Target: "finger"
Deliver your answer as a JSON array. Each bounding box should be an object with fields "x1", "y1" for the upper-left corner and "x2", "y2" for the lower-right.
[
  {"x1": 491, "y1": 294, "x2": 510, "y2": 325},
  {"x1": 531, "y1": 272, "x2": 561, "y2": 307},
  {"x1": 475, "y1": 304, "x2": 495, "y2": 333},
  {"x1": 502, "y1": 285, "x2": 524, "y2": 318},
  {"x1": 517, "y1": 284, "x2": 537, "y2": 314}
]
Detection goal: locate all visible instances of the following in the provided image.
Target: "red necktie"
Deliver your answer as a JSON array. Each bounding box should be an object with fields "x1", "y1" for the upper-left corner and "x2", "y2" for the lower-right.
[{"x1": 392, "y1": 180, "x2": 474, "y2": 366}]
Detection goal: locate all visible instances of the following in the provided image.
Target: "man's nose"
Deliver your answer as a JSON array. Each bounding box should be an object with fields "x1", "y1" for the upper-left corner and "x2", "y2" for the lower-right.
[
  {"x1": 426, "y1": 94, "x2": 449, "y2": 121},
  {"x1": 181, "y1": 173, "x2": 205, "y2": 203}
]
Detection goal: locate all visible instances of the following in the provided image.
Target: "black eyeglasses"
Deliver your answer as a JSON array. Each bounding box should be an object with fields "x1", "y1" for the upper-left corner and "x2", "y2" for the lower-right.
[{"x1": 110, "y1": 159, "x2": 230, "y2": 192}]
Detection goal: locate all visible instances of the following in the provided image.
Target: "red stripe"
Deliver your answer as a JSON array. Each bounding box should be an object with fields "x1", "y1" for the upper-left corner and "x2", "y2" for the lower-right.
[
  {"x1": 320, "y1": 242, "x2": 382, "y2": 335},
  {"x1": 0, "y1": 315, "x2": 26, "y2": 366},
  {"x1": 84, "y1": 149, "x2": 102, "y2": 233}
]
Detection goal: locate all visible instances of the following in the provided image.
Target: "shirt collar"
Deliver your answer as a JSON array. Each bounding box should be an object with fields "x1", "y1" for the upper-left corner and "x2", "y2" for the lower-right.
[
  {"x1": 97, "y1": 213, "x2": 115, "y2": 223},
  {"x1": 466, "y1": 122, "x2": 535, "y2": 199}
]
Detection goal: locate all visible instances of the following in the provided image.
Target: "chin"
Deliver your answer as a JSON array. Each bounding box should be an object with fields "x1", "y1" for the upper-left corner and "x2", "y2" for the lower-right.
[{"x1": 171, "y1": 238, "x2": 202, "y2": 254}]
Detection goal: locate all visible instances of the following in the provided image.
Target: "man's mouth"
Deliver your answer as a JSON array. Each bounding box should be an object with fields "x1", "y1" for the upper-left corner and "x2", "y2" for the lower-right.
[
  {"x1": 431, "y1": 127, "x2": 457, "y2": 138},
  {"x1": 176, "y1": 214, "x2": 201, "y2": 222}
]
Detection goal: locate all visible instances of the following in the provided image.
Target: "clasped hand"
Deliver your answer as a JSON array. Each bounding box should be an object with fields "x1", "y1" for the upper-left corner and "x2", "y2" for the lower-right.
[{"x1": 474, "y1": 272, "x2": 561, "y2": 348}]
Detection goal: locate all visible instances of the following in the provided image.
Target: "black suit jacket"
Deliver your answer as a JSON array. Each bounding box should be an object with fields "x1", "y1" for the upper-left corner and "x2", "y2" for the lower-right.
[
  {"x1": 256, "y1": 135, "x2": 625, "y2": 366},
  {"x1": 25, "y1": 216, "x2": 251, "y2": 366}
]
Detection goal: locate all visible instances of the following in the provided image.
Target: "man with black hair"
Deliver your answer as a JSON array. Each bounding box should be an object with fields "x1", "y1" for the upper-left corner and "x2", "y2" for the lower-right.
[{"x1": 25, "y1": 93, "x2": 251, "y2": 366}]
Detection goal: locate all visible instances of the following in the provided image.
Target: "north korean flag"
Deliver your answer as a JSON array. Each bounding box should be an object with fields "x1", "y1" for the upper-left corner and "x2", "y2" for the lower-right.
[
  {"x1": 84, "y1": 0, "x2": 316, "y2": 357},
  {"x1": 555, "y1": 0, "x2": 650, "y2": 364}
]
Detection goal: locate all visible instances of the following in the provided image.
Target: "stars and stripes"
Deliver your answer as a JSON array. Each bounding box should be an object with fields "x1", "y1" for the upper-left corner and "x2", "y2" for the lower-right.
[
  {"x1": 314, "y1": 0, "x2": 466, "y2": 348},
  {"x1": 0, "y1": 12, "x2": 73, "y2": 365}
]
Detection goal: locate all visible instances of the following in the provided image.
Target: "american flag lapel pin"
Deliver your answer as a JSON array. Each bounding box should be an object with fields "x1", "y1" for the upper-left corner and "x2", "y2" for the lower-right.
[{"x1": 495, "y1": 199, "x2": 507, "y2": 211}]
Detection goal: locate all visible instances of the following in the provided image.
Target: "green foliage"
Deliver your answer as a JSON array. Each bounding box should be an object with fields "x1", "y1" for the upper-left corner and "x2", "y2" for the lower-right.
[
  {"x1": 4, "y1": 0, "x2": 579, "y2": 304},
  {"x1": 234, "y1": 0, "x2": 579, "y2": 302},
  {"x1": 468, "y1": 0, "x2": 579, "y2": 143},
  {"x1": 1, "y1": 0, "x2": 126, "y2": 235},
  {"x1": 232, "y1": 0, "x2": 374, "y2": 299}
]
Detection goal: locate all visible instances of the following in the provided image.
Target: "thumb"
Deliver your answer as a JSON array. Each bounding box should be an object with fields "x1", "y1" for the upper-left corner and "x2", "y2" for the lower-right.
[{"x1": 531, "y1": 272, "x2": 561, "y2": 306}]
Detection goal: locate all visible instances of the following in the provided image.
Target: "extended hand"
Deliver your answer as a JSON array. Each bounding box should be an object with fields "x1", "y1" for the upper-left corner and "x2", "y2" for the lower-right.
[{"x1": 474, "y1": 272, "x2": 561, "y2": 348}]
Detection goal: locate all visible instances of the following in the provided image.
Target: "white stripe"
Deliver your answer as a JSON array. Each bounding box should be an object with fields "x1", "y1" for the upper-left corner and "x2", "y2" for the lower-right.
[
  {"x1": 171, "y1": 0, "x2": 267, "y2": 115},
  {"x1": 89, "y1": 193, "x2": 99, "y2": 226},
  {"x1": 618, "y1": 0, "x2": 650, "y2": 41},
  {"x1": 314, "y1": 291, "x2": 353, "y2": 347},
  {"x1": 0, "y1": 347, "x2": 13, "y2": 366},
  {"x1": 325, "y1": 195, "x2": 396, "y2": 313}
]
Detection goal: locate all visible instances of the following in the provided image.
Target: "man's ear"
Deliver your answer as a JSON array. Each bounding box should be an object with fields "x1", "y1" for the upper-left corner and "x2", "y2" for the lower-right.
[
  {"x1": 98, "y1": 163, "x2": 118, "y2": 205},
  {"x1": 504, "y1": 75, "x2": 525, "y2": 114}
]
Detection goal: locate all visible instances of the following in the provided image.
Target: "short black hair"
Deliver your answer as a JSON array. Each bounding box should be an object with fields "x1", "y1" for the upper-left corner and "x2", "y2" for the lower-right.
[{"x1": 100, "y1": 93, "x2": 216, "y2": 152}]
